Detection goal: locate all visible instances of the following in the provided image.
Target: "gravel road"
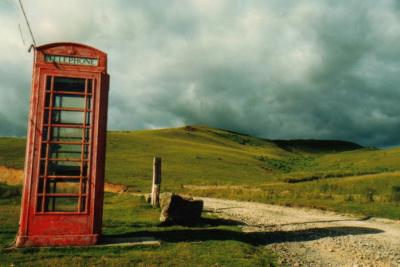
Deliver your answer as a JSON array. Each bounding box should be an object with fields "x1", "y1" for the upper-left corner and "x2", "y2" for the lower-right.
[{"x1": 198, "y1": 197, "x2": 400, "y2": 267}]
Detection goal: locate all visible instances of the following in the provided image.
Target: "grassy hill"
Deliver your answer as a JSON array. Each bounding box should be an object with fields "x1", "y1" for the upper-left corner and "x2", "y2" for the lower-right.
[{"x1": 1, "y1": 125, "x2": 400, "y2": 219}]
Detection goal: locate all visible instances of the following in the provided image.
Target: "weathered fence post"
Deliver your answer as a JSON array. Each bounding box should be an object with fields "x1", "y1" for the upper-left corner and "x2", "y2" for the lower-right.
[{"x1": 151, "y1": 157, "x2": 162, "y2": 207}]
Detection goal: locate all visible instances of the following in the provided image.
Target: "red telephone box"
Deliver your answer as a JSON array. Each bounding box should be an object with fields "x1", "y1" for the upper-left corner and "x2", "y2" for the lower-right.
[{"x1": 16, "y1": 43, "x2": 109, "y2": 247}]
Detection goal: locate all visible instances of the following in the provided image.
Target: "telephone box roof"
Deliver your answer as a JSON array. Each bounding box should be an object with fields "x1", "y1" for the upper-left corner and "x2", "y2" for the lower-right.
[{"x1": 36, "y1": 42, "x2": 106, "y2": 56}]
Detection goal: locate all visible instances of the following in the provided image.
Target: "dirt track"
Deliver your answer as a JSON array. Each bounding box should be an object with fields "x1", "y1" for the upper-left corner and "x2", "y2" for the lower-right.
[{"x1": 198, "y1": 197, "x2": 400, "y2": 267}]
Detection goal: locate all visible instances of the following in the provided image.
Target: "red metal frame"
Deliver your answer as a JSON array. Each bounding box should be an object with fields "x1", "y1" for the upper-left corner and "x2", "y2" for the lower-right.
[{"x1": 16, "y1": 43, "x2": 109, "y2": 247}]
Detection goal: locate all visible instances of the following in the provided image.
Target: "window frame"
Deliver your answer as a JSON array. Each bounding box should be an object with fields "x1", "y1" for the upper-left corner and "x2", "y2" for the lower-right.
[{"x1": 35, "y1": 74, "x2": 95, "y2": 215}]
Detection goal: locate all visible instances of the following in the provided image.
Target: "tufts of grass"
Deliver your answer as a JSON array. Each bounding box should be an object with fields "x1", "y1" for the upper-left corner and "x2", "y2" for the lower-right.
[
  {"x1": 185, "y1": 172, "x2": 400, "y2": 219},
  {"x1": 391, "y1": 186, "x2": 400, "y2": 203},
  {"x1": 0, "y1": 137, "x2": 25, "y2": 169},
  {"x1": 0, "y1": 183, "x2": 21, "y2": 199}
]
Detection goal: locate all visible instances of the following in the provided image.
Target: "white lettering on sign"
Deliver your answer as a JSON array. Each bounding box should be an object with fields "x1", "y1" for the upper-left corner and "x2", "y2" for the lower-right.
[{"x1": 44, "y1": 55, "x2": 99, "y2": 66}]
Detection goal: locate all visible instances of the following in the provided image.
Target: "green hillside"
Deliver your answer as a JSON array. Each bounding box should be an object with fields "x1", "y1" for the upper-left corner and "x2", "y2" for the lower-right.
[{"x1": 1, "y1": 125, "x2": 400, "y2": 219}]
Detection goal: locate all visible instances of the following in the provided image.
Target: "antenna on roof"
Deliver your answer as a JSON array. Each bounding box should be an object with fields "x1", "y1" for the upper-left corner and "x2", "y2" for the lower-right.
[{"x1": 17, "y1": 0, "x2": 36, "y2": 52}]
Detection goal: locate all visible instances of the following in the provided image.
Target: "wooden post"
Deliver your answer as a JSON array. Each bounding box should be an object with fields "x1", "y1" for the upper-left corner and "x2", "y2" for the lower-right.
[{"x1": 151, "y1": 157, "x2": 162, "y2": 207}]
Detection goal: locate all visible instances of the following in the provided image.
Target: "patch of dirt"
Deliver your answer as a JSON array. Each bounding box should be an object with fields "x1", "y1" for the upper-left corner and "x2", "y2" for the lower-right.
[
  {"x1": 104, "y1": 182, "x2": 128, "y2": 193},
  {"x1": 198, "y1": 197, "x2": 400, "y2": 267},
  {"x1": 0, "y1": 166, "x2": 127, "y2": 194},
  {"x1": 0, "y1": 166, "x2": 23, "y2": 185},
  {"x1": 182, "y1": 184, "x2": 263, "y2": 192}
]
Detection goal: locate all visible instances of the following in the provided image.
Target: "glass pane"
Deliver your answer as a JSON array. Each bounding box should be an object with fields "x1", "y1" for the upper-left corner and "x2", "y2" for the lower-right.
[
  {"x1": 51, "y1": 110, "x2": 84, "y2": 125},
  {"x1": 85, "y1": 128, "x2": 90, "y2": 141},
  {"x1": 47, "y1": 160, "x2": 81, "y2": 176},
  {"x1": 49, "y1": 144, "x2": 84, "y2": 159},
  {"x1": 46, "y1": 76, "x2": 52, "y2": 91},
  {"x1": 87, "y1": 79, "x2": 92, "y2": 94},
  {"x1": 43, "y1": 110, "x2": 50, "y2": 124},
  {"x1": 54, "y1": 77, "x2": 85, "y2": 93},
  {"x1": 38, "y1": 178, "x2": 44, "y2": 193},
  {"x1": 36, "y1": 196, "x2": 43, "y2": 212},
  {"x1": 46, "y1": 179, "x2": 80, "y2": 194},
  {"x1": 39, "y1": 160, "x2": 46, "y2": 175},
  {"x1": 45, "y1": 197, "x2": 78, "y2": 212},
  {"x1": 86, "y1": 112, "x2": 91, "y2": 125},
  {"x1": 42, "y1": 128, "x2": 48, "y2": 140},
  {"x1": 82, "y1": 162, "x2": 88, "y2": 177},
  {"x1": 45, "y1": 92, "x2": 51, "y2": 107},
  {"x1": 40, "y1": 143, "x2": 47, "y2": 158},
  {"x1": 81, "y1": 179, "x2": 88, "y2": 194},
  {"x1": 86, "y1": 96, "x2": 92, "y2": 110},
  {"x1": 83, "y1": 145, "x2": 89, "y2": 159},
  {"x1": 53, "y1": 95, "x2": 85, "y2": 109},
  {"x1": 80, "y1": 197, "x2": 86, "y2": 212},
  {"x1": 46, "y1": 127, "x2": 88, "y2": 142}
]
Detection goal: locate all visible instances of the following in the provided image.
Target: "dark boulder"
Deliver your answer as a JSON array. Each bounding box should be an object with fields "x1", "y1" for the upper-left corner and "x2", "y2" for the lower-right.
[{"x1": 160, "y1": 193, "x2": 203, "y2": 225}]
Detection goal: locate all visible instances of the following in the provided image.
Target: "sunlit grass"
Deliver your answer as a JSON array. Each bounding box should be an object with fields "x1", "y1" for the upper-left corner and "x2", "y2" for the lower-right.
[
  {"x1": 1, "y1": 125, "x2": 399, "y2": 220},
  {"x1": 0, "y1": 187, "x2": 277, "y2": 266}
]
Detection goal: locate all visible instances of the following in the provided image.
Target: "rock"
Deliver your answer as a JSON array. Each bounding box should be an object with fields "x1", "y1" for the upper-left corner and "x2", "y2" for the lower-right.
[
  {"x1": 160, "y1": 193, "x2": 203, "y2": 225},
  {"x1": 160, "y1": 192, "x2": 180, "y2": 201}
]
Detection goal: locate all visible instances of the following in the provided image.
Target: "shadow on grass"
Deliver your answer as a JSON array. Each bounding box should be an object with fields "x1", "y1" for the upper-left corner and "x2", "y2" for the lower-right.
[
  {"x1": 103, "y1": 217, "x2": 243, "y2": 230},
  {"x1": 255, "y1": 217, "x2": 373, "y2": 228},
  {"x1": 104, "y1": 217, "x2": 384, "y2": 246},
  {"x1": 158, "y1": 217, "x2": 244, "y2": 227}
]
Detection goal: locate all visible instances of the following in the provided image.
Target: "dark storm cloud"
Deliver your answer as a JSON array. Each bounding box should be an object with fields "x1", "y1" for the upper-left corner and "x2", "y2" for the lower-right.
[{"x1": 1, "y1": 0, "x2": 399, "y2": 146}]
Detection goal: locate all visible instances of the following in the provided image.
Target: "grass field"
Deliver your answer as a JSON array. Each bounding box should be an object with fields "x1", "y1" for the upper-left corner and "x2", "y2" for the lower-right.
[
  {"x1": 0, "y1": 125, "x2": 399, "y2": 219},
  {"x1": 0, "y1": 184, "x2": 276, "y2": 266}
]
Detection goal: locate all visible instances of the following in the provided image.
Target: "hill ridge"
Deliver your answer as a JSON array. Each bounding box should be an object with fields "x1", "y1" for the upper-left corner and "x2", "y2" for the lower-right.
[{"x1": 185, "y1": 125, "x2": 364, "y2": 153}]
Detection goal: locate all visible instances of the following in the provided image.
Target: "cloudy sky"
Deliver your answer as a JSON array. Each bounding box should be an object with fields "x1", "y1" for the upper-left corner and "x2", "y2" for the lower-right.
[{"x1": 0, "y1": 0, "x2": 399, "y2": 147}]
